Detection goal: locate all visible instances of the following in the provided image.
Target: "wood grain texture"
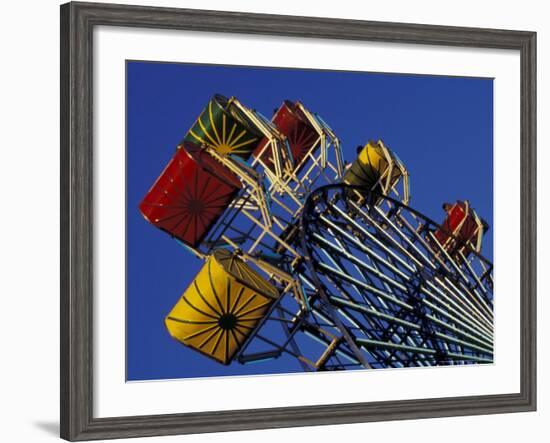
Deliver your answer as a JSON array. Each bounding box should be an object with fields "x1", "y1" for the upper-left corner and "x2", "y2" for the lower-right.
[{"x1": 60, "y1": 2, "x2": 537, "y2": 441}]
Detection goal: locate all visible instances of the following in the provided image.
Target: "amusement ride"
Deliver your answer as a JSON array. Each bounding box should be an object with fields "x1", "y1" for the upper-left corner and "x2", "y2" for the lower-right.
[{"x1": 139, "y1": 94, "x2": 493, "y2": 371}]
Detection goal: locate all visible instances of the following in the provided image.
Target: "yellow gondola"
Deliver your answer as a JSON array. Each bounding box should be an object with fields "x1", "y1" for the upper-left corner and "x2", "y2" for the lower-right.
[
  {"x1": 165, "y1": 249, "x2": 279, "y2": 364},
  {"x1": 343, "y1": 140, "x2": 409, "y2": 204}
]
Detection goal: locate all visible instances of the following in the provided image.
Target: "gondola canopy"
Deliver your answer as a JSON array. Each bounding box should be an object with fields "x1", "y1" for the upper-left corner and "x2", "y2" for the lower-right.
[
  {"x1": 139, "y1": 142, "x2": 242, "y2": 248},
  {"x1": 184, "y1": 94, "x2": 263, "y2": 159},
  {"x1": 434, "y1": 200, "x2": 488, "y2": 255},
  {"x1": 165, "y1": 249, "x2": 279, "y2": 364},
  {"x1": 254, "y1": 100, "x2": 319, "y2": 173},
  {"x1": 343, "y1": 140, "x2": 403, "y2": 195}
]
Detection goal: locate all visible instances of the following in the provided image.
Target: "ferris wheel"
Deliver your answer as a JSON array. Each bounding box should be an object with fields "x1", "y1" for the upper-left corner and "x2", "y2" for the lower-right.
[{"x1": 140, "y1": 93, "x2": 493, "y2": 372}]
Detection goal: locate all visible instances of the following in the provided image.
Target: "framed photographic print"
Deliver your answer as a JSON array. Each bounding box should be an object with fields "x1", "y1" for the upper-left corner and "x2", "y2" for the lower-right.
[{"x1": 60, "y1": 1, "x2": 536, "y2": 441}]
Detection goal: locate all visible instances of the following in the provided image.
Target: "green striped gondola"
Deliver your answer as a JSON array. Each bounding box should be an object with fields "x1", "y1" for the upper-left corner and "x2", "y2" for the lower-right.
[{"x1": 184, "y1": 94, "x2": 262, "y2": 160}]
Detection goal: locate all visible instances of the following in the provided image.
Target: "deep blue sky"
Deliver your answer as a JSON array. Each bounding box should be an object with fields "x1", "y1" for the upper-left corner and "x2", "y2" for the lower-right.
[{"x1": 127, "y1": 61, "x2": 493, "y2": 381}]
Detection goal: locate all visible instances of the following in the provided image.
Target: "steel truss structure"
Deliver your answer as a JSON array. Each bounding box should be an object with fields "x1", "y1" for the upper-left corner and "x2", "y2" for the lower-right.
[{"x1": 298, "y1": 185, "x2": 493, "y2": 368}]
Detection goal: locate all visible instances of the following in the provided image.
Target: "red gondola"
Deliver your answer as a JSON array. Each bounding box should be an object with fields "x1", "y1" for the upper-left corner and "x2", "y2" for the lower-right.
[
  {"x1": 434, "y1": 200, "x2": 487, "y2": 255},
  {"x1": 254, "y1": 100, "x2": 318, "y2": 172},
  {"x1": 139, "y1": 142, "x2": 242, "y2": 248}
]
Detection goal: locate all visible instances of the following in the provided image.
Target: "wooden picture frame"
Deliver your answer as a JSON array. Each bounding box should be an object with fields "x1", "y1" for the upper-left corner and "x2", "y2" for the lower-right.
[{"x1": 60, "y1": 1, "x2": 536, "y2": 440}]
